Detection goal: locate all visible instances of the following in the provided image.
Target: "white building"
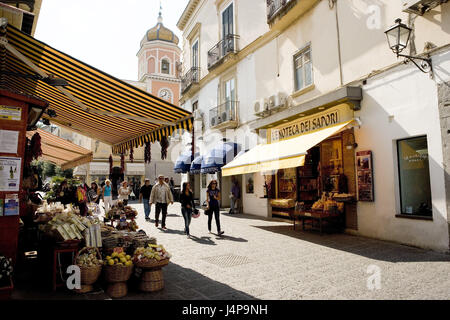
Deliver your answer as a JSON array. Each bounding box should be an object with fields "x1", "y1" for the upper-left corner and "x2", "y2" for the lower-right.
[{"x1": 176, "y1": 0, "x2": 450, "y2": 252}]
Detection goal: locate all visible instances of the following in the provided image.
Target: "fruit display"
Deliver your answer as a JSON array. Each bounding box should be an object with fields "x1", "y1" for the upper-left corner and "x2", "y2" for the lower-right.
[
  {"x1": 0, "y1": 255, "x2": 13, "y2": 286},
  {"x1": 105, "y1": 202, "x2": 138, "y2": 220},
  {"x1": 312, "y1": 193, "x2": 339, "y2": 212},
  {"x1": 76, "y1": 248, "x2": 103, "y2": 267},
  {"x1": 133, "y1": 244, "x2": 171, "y2": 264},
  {"x1": 104, "y1": 251, "x2": 134, "y2": 267}
]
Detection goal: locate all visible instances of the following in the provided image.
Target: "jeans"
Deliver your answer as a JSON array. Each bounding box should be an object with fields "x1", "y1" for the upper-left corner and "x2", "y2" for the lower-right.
[
  {"x1": 230, "y1": 196, "x2": 240, "y2": 214},
  {"x1": 143, "y1": 199, "x2": 150, "y2": 218},
  {"x1": 207, "y1": 206, "x2": 221, "y2": 233},
  {"x1": 155, "y1": 203, "x2": 168, "y2": 227},
  {"x1": 181, "y1": 207, "x2": 192, "y2": 235},
  {"x1": 104, "y1": 196, "x2": 113, "y2": 212}
]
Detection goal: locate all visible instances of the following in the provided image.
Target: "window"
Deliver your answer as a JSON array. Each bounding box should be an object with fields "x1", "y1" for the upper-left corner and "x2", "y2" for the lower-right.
[
  {"x1": 161, "y1": 59, "x2": 170, "y2": 74},
  {"x1": 192, "y1": 101, "x2": 198, "y2": 112},
  {"x1": 294, "y1": 46, "x2": 313, "y2": 92},
  {"x1": 192, "y1": 40, "x2": 199, "y2": 68},
  {"x1": 397, "y1": 136, "x2": 432, "y2": 217}
]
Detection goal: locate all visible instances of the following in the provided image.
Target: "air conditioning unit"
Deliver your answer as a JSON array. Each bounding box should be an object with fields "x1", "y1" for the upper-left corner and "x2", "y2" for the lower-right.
[
  {"x1": 402, "y1": 0, "x2": 446, "y2": 15},
  {"x1": 210, "y1": 116, "x2": 218, "y2": 127},
  {"x1": 268, "y1": 92, "x2": 288, "y2": 111},
  {"x1": 254, "y1": 98, "x2": 269, "y2": 117}
]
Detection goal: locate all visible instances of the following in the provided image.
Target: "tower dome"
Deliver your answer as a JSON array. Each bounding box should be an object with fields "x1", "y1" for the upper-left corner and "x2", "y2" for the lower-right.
[{"x1": 142, "y1": 12, "x2": 179, "y2": 46}]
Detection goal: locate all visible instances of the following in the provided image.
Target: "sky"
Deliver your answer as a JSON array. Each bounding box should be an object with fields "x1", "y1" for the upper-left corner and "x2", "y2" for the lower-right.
[{"x1": 35, "y1": 0, "x2": 190, "y2": 80}]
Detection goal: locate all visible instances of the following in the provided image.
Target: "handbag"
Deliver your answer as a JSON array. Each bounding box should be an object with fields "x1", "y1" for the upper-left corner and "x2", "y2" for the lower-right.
[{"x1": 192, "y1": 208, "x2": 200, "y2": 218}]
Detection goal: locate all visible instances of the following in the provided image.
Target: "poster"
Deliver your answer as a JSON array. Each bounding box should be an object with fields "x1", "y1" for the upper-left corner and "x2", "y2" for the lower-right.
[
  {"x1": 356, "y1": 151, "x2": 374, "y2": 201},
  {"x1": 4, "y1": 194, "x2": 19, "y2": 216},
  {"x1": 0, "y1": 157, "x2": 21, "y2": 191},
  {"x1": 0, "y1": 105, "x2": 21, "y2": 121},
  {"x1": 0, "y1": 130, "x2": 19, "y2": 153}
]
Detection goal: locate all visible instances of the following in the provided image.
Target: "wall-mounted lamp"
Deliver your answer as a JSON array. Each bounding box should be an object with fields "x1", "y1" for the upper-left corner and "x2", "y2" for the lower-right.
[
  {"x1": 385, "y1": 19, "x2": 433, "y2": 76},
  {"x1": 345, "y1": 132, "x2": 358, "y2": 150}
]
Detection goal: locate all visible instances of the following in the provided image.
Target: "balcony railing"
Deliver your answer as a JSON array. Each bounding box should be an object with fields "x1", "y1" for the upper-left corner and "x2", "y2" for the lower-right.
[
  {"x1": 207, "y1": 35, "x2": 240, "y2": 70},
  {"x1": 181, "y1": 67, "x2": 200, "y2": 94},
  {"x1": 209, "y1": 100, "x2": 239, "y2": 128},
  {"x1": 267, "y1": 0, "x2": 297, "y2": 23}
]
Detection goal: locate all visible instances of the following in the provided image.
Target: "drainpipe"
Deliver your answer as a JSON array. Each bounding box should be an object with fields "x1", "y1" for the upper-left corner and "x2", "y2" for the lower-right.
[{"x1": 330, "y1": 0, "x2": 344, "y2": 87}]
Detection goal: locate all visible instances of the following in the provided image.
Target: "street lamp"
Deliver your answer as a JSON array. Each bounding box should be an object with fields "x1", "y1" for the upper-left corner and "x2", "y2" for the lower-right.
[{"x1": 385, "y1": 18, "x2": 433, "y2": 75}]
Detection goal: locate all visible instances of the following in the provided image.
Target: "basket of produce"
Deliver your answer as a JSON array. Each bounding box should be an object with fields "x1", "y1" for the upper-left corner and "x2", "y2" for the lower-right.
[
  {"x1": 104, "y1": 251, "x2": 134, "y2": 283},
  {"x1": 133, "y1": 244, "x2": 171, "y2": 269},
  {"x1": 138, "y1": 269, "x2": 164, "y2": 292},
  {"x1": 75, "y1": 247, "x2": 103, "y2": 286}
]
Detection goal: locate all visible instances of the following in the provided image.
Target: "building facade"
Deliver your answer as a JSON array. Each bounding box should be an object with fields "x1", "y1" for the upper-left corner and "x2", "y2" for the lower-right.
[{"x1": 177, "y1": 0, "x2": 450, "y2": 252}]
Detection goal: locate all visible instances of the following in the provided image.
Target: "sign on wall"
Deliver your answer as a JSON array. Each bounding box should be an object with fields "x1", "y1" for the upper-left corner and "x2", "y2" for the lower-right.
[
  {"x1": 0, "y1": 105, "x2": 21, "y2": 121},
  {"x1": 0, "y1": 157, "x2": 21, "y2": 192},
  {"x1": 269, "y1": 103, "x2": 354, "y2": 143},
  {"x1": 356, "y1": 151, "x2": 374, "y2": 202}
]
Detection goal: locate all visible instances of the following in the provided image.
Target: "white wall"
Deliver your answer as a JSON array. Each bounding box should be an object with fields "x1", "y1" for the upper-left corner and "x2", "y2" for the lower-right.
[
  {"x1": 242, "y1": 173, "x2": 270, "y2": 218},
  {"x1": 354, "y1": 59, "x2": 448, "y2": 252}
]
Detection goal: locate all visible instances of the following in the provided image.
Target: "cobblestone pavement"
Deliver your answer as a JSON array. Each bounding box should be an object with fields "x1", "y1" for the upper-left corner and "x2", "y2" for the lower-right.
[{"x1": 13, "y1": 202, "x2": 450, "y2": 300}]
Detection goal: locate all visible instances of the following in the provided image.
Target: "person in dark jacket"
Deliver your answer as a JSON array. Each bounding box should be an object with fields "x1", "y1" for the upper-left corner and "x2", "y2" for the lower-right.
[
  {"x1": 140, "y1": 178, "x2": 153, "y2": 221},
  {"x1": 180, "y1": 182, "x2": 195, "y2": 238},
  {"x1": 206, "y1": 180, "x2": 224, "y2": 236}
]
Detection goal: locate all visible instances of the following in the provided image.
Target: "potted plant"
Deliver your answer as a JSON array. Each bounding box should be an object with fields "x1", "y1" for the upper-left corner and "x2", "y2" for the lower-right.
[{"x1": 0, "y1": 255, "x2": 13, "y2": 300}]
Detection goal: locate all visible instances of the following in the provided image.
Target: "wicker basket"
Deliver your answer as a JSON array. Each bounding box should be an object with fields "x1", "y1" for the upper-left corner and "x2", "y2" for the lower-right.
[
  {"x1": 141, "y1": 269, "x2": 164, "y2": 282},
  {"x1": 75, "y1": 247, "x2": 103, "y2": 285},
  {"x1": 135, "y1": 258, "x2": 169, "y2": 269},
  {"x1": 107, "y1": 282, "x2": 128, "y2": 298},
  {"x1": 104, "y1": 264, "x2": 133, "y2": 283},
  {"x1": 139, "y1": 279, "x2": 164, "y2": 292}
]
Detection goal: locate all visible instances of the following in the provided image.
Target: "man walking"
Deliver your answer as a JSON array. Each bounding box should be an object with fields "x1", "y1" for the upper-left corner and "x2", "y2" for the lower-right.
[
  {"x1": 139, "y1": 178, "x2": 153, "y2": 221},
  {"x1": 150, "y1": 174, "x2": 174, "y2": 229},
  {"x1": 230, "y1": 178, "x2": 241, "y2": 214}
]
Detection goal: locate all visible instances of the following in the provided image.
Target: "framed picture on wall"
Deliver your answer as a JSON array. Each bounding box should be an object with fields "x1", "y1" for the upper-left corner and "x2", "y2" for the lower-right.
[
  {"x1": 246, "y1": 175, "x2": 254, "y2": 194},
  {"x1": 356, "y1": 151, "x2": 374, "y2": 201}
]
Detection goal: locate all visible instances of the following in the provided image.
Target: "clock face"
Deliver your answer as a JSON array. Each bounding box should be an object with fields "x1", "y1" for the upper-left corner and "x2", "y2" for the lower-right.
[{"x1": 159, "y1": 89, "x2": 172, "y2": 102}]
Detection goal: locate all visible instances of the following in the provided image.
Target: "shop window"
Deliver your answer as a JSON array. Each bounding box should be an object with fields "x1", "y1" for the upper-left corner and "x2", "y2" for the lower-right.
[
  {"x1": 397, "y1": 136, "x2": 432, "y2": 217},
  {"x1": 294, "y1": 46, "x2": 313, "y2": 92},
  {"x1": 161, "y1": 59, "x2": 170, "y2": 74},
  {"x1": 245, "y1": 174, "x2": 254, "y2": 194},
  {"x1": 201, "y1": 174, "x2": 207, "y2": 188}
]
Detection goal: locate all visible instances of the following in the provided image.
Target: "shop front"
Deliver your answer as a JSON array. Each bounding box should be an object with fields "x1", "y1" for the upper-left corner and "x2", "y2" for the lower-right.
[{"x1": 223, "y1": 87, "x2": 363, "y2": 231}]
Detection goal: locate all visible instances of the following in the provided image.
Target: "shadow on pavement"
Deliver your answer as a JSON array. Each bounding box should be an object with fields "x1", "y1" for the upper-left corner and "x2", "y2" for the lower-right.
[
  {"x1": 12, "y1": 259, "x2": 255, "y2": 300},
  {"x1": 253, "y1": 224, "x2": 450, "y2": 263},
  {"x1": 189, "y1": 236, "x2": 217, "y2": 246},
  {"x1": 215, "y1": 234, "x2": 248, "y2": 243}
]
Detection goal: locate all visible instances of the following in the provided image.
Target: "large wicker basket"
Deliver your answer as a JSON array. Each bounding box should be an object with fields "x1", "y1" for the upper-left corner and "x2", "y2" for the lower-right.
[
  {"x1": 139, "y1": 269, "x2": 164, "y2": 292},
  {"x1": 135, "y1": 258, "x2": 169, "y2": 269},
  {"x1": 75, "y1": 247, "x2": 103, "y2": 285},
  {"x1": 104, "y1": 264, "x2": 133, "y2": 283}
]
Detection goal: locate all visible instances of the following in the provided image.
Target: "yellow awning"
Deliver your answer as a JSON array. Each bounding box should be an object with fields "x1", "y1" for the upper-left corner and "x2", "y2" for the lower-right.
[
  {"x1": 1, "y1": 25, "x2": 192, "y2": 154},
  {"x1": 222, "y1": 120, "x2": 356, "y2": 176},
  {"x1": 26, "y1": 128, "x2": 93, "y2": 170}
]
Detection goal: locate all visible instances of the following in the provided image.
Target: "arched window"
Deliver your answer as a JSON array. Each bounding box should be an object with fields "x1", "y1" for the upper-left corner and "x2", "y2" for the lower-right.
[{"x1": 161, "y1": 59, "x2": 170, "y2": 74}]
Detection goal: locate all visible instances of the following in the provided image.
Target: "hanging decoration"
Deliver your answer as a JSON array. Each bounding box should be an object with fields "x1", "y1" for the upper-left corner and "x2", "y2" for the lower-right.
[
  {"x1": 129, "y1": 146, "x2": 134, "y2": 163},
  {"x1": 30, "y1": 132, "x2": 42, "y2": 160},
  {"x1": 120, "y1": 153, "x2": 125, "y2": 174},
  {"x1": 109, "y1": 155, "x2": 113, "y2": 175},
  {"x1": 160, "y1": 137, "x2": 169, "y2": 160},
  {"x1": 24, "y1": 137, "x2": 33, "y2": 168},
  {"x1": 144, "y1": 142, "x2": 151, "y2": 164}
]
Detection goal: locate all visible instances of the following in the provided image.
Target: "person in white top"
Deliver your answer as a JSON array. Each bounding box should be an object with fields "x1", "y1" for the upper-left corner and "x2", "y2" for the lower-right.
[
  {"x1": 118, "y1": 181, "x2": 131, "y2": 206},
  {"x1": 150, "y1": 174, "x2": 173, "y2": 229}
]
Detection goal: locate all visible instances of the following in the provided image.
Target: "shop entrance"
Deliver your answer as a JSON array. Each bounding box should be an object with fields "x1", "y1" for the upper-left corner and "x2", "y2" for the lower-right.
[{"x1": 271, "y1": 129, "x2": 358, "y2": 230}]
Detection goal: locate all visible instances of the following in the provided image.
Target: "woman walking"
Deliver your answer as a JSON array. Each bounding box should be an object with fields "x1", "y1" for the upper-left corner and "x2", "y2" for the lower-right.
[
  {"x1": 118, "y1": 181, "x2": 131, "y2": 206},
  {"x1": 206, "y1": 180, "x2": 224, "y2": 236},
  {"x1": 180, "y1": 182, "x2": 195, "y2": 238},
  {"x1": 102, "y1": 179, "x2": 113, "y2": 213}
]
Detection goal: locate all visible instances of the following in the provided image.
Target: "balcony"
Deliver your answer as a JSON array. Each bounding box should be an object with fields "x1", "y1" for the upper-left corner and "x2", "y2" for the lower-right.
[
  {"x1": 209, "y1": 101, "x2": 239, "y2": 129},
  {"x1": 207, "y1": 35, "x2": 240, "y2": 70},
  {"x1": 181, "y1": 67, "x2": 200, "y2": 95},
  {"x1": 267, "y1": 0, "x2": 318, "y2": 27}
]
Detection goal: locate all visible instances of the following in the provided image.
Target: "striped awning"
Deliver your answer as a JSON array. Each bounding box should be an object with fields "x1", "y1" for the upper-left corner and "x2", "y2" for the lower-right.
[
  {"x1": 26, "y1": 128, "x2": 93, "y2": 170},
  {"x1": 1, "y1": 24, "x2": 192, "y2": 154}
]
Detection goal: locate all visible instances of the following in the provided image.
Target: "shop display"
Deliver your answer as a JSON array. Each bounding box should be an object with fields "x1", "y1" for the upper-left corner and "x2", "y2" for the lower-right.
[
  {"x1": 133, "y1": 244, "x2": 171, "y2": 293},
  {"x1": 103, "y1": 247, "x2": 134, "y2": 298},
  {"x1": 75, "y1": 247, "x2": 103, "y2": 293}
]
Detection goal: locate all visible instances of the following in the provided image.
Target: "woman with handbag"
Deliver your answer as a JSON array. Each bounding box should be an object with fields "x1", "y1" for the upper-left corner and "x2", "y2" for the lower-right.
[
  {"x1": 206, "y1": 180, "x2": 224, "y2": 236},
  {"x1": 180, "y1": 182, "x2": 196, "y2": 238}
]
